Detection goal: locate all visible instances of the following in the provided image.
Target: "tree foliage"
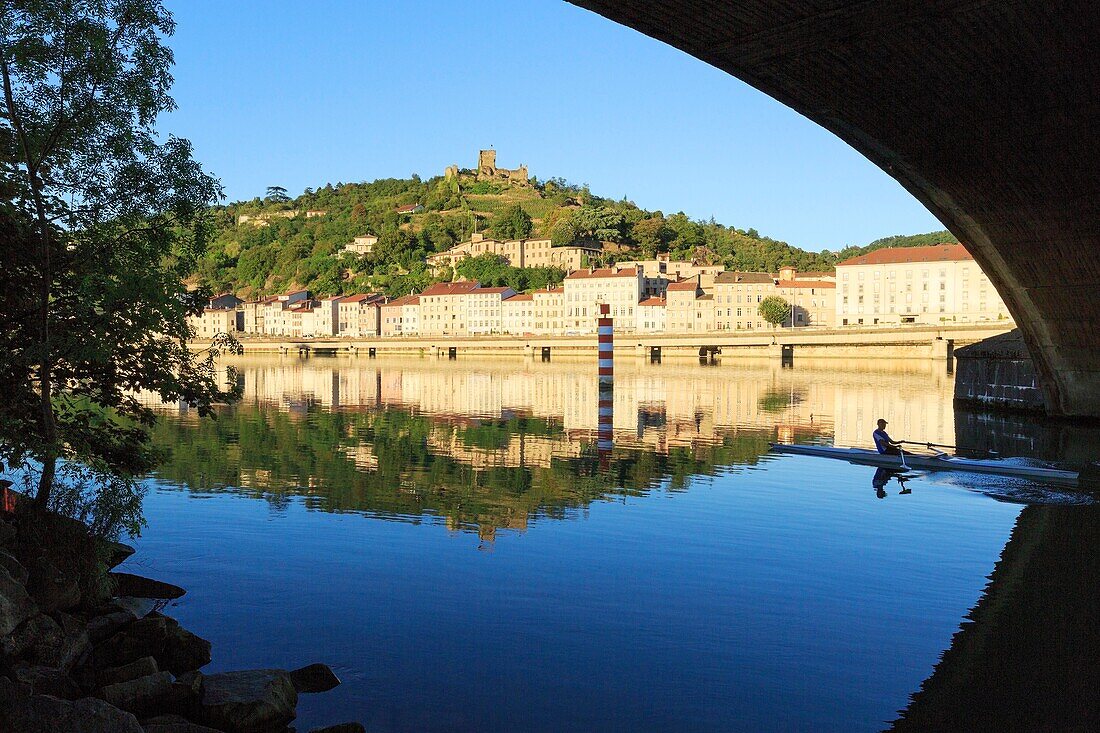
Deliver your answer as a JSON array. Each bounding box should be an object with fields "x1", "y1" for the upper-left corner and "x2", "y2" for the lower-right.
[
  {"x1": 454, "y1": 254, "x2": 565, "y2": 292},
  {"x1": 0, "y1": 0, "x2": 239, "y2": 521},
  {"x1": 488, "y1": 203, "x2": 532, "y2": 240},
  {"x1": 758, "y1": 296, "x2": 791, "y2": 327}
]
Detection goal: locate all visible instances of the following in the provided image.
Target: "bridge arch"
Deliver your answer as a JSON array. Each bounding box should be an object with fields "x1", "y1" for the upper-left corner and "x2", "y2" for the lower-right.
[{"x1": 568, "y1": 1, "x2": 1100, "y2": 416}]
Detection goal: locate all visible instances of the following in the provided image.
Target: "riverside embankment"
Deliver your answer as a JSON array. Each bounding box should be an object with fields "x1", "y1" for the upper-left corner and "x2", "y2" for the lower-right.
[
  {"x1": 191, "y1": 322, "x2": 1013, "y2": 361},
  {"x1": 0, "y1": 491, "x2": 362, "y2": 733}
]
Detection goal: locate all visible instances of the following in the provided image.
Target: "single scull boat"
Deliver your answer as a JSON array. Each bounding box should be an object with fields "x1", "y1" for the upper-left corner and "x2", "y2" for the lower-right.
[{"x1": 769, "y1": 443, "x2": 1085, "y2": 487}]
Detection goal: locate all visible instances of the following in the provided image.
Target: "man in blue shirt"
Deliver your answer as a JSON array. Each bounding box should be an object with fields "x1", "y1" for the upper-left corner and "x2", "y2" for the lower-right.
[{"x1": 873, "y1": 419, "x2": 902, "y2": 455}]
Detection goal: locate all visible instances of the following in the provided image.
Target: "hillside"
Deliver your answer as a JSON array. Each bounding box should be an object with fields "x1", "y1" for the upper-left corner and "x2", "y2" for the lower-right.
[{"x1": 193, "y1": 171, "x2": 958, "y2": 299}]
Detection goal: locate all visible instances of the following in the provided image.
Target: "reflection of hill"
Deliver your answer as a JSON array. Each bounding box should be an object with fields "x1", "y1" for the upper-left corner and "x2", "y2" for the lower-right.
[
  {"x1": 151, "y1": 404, "x2": 827, "y2": 538},
  {"x1": 891, "y1": 506, "x2": 1100, "y2": 730}
]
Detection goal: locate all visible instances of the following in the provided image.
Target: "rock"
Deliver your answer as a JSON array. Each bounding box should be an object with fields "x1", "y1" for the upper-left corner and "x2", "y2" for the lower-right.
[
  {"x1": 109, "y1": 595, "x2": 161, "y2": 620},
  {"x1": 308, "y1": 724, "x2": 366, "y2": 733},
  {"x1": 2, "y1": 613, "x2": 47, "y2": 660},
  {"x1": 0, "y1": 693, "x2": 144, "y2": 733},
  {"x1": 102, "y1": 540, "x2": 136, "y2": 569},
  {"x1": 28, "y1": 611, "x2": 90, "y2": 672},
  {"x1": 288, "y1": 662, "x2": 341, "y2": 694},
  {"x1": 0, "y1": 564, "x2": 37, "y2": 636},
  {"x1": 25, "y1": 554, "x2": 81, "y2": 613},
  {"x1": 111, "y1": 572, "x2": 186, "y2": 600},
  {"x1": 98, "y1": 670, "x2": 176, "y2": 717},
  {"x1": 141, "y1": 713, "x2": 224, "y2": 733},
  {"x1": 10, "y1": 664, "x2": 82, "y2": 699},
  {"x1": 99, "y1": 656, "x2": 160, "y2": 687},
  {"x1": 0, "y1": 547, "x2": 28, "y2": 585},
  {"x1": 0, "y1": 518, "x2": 15, "y2": 545},
  {"x1": 193, "y1": 669, "x2": 298, "y2": 733},
  {"x1": 87, "y1": 609, "x2": 138, "y2": 643},
  {"x1": 158, "y1": 616, "x2": 212, "y2": 675},
  {"x1": 96, "y1": 614, "x2": 210, "y2": 674}
]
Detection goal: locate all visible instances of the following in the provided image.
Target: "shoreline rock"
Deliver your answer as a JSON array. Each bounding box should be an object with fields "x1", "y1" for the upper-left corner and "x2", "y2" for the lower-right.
[{"x1": 1, "y1": 497, "x2": 360, "y2": 732}]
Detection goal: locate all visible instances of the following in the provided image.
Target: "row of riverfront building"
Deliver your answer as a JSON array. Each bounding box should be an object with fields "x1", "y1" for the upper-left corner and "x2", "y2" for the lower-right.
[{"x1": 189, "y1": 243, "x2": 1012, "y2": 339}]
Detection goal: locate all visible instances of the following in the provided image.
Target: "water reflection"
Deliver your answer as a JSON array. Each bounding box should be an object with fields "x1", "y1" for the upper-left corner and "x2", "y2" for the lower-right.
[{"x1": 146, "y1": 356, "x2": 959, "y2": 537}]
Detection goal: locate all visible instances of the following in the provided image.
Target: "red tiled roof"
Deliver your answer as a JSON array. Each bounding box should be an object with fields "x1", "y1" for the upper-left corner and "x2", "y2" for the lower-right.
[
  {"x1": 421, "y1": 281, "x2": 481, "y2": 296},
  {"x1": 384, "y1": 294, "x2": 420, "y2": 307},
  {"x1": 504, "y1": 293, "x2": 534, "y2": 302},
  {"x1": 638, "y1": 297, "x2": 666, "y2": 306},
  {"x1": 564, "y1": 267, "x2": 639, "y2": 279},
  {"x1": 837, "y1": 244, "x2": 971, "y2": 267},
  {"x1": 395, "y1": 204, "x2": 421, "y2": 213},
  {"x1": 666, "y1": 279, "x2": 699, "y2": 291},
  {"x1": 777, "y1": 280, "x2": 836, "y2": 289}
]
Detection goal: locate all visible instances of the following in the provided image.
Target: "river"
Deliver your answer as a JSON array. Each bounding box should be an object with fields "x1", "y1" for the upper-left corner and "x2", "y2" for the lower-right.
[{"x1": 126, "y1": 355, "x2": 1099, "y2": 731}]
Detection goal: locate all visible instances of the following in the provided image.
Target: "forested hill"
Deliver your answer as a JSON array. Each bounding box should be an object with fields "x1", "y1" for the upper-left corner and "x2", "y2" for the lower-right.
[{"x1": 193, "y1": 172, "x2": 958, "y2": 299}]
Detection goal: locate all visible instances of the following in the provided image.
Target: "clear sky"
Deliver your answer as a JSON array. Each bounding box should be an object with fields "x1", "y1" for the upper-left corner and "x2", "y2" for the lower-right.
[{"x1": 162, "y1": 0, "x2": 946, "y2": 252}]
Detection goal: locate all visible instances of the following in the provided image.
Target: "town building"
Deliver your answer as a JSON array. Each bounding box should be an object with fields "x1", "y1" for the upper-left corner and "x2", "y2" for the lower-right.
[
  {"x1": 618, "y1": 257, "x2": 725, "y2": 284},
  {"x1": 338, "y1": 293, "x2": 387, "y2": 336},
  {"x1": 188, "y1": 307, "x2": 239, "y2": 339},
  {"x1": 636, "y1": 297, "x2": 667, "y2": 333},
  {"x1": 312, "y1": 296, "x2": 343, "y2": 337},
  {"x1": 502, "y1": 293, "x2": 534, "y2": 335},
  {"x1": 711, "y1": 272, "x2": 776, "y2": 331},
  {"x1": 467, "y1": 286, "x2": 517, "y2": 335},
  {"x1": 427, "y1": 233, "x2": 601, "y2": 274},
  {"x1": 342, "y1": 235, "x2": 378, "y2": 256},
  {"x1": 835, "y1": 244, "x2": 1011, "y2": 326},
  {"x1": 776, "y1": 278, "x2": 836, "y2": 327},
  {"x1": 563, "y1": 266, "x2": 658, "y2": 333},
  {"x1": 531, "y1": 286, "x2": 566, "y2": 335},
  {"x1": 419, "y1": 281, "x2": 481, "y2": 336},
  {"x1": 380, "y1": 294, "x2": 420, "y2": 336},
  {"x1": 665, "y1": 277, "x2": 715, "y2": 332}
]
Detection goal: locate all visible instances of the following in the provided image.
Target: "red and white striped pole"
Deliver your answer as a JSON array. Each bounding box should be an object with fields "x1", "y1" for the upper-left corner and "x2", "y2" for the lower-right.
[
  {"x1": 597, "y1": 304, "x2": 613, "y2": 465},
  {"x1": 597, "y1": 304, "x2": 613, "y2": 382}
]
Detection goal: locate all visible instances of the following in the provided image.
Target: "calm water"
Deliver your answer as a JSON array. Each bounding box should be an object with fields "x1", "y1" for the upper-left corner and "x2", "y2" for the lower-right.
[{"x1": 124, "y1": 356, "x2": 1099, "y2": 732}]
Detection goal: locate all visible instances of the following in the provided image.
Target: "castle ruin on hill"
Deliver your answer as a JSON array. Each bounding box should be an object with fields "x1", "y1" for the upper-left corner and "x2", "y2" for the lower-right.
[{"x1": 446, "y1": 149, "x2": 529, "y2": 185}]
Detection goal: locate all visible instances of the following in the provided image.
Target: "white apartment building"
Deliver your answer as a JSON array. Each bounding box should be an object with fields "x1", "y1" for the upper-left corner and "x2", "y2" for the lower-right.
[
  {"x1": 467, "y1": 286, "x2": 517, "y2": 335},
  {"x1": 835, "y1": 244, "x2": 1011, "y2": 326},
  {"x1": 563, "y1": 266, "x2": 658, "y2": 333},
  {"x1": 419, "y1": 281, "x2": 481, "y2": 336},
  {"x1": 636, "y1": 297, "x2": 667, "y2": 333},
  {"x1": 380, "y1": 294, "x2": 420, "y2": 336}
]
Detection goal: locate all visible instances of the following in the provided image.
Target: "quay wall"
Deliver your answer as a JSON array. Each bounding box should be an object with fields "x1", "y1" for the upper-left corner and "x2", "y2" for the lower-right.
[
  {"x1": 194, "y1": 323, "x2": 1012, "y2": 361},
  {"x1": 953, "y1": 329, "x2": 1045, "y2": 413}
]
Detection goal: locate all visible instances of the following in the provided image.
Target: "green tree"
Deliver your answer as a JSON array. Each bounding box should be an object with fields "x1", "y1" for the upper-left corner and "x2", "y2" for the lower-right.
[
  {"x1": 489, "y1": 203, "x2": 533, "y2": 240},
  {"x1": 0, "y1": 1, "x2": 239, "y2": 519},
  {"x1": 632, "y1": 215, "x2": 671, "y2": 257},
  {"x1": 758, "y1": 296, "x2": 791, "y2": 328},
  {"x1": 265, "y1": 185, "x2": 290, "y2": 203}
]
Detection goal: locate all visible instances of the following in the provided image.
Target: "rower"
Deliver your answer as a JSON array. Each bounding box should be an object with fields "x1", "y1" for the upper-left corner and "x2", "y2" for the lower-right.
[{"x1": 873, "y1": 419, "x2": 903, "y2": 455}]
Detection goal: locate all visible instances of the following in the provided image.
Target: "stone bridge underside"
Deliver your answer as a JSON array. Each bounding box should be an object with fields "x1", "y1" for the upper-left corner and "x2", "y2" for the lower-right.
[{"x1": 569, "y1": 0, "x2": 1100, "y2": 416}]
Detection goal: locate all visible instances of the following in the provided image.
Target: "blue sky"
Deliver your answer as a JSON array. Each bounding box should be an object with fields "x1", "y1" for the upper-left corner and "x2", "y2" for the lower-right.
[{"x1": 163, "y1": 0, "x2": 946, "y2": 251}]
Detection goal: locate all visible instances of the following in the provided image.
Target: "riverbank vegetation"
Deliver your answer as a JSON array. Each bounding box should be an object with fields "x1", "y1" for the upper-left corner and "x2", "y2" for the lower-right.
[{"x1": 0, "y1": 1, "x2": 239, "y2": 529}]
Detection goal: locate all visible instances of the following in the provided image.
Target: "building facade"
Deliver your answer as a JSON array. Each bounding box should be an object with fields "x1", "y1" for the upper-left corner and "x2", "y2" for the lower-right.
[{"x1": 835, "y1": 244, "x2": 1011, "y2": 326}]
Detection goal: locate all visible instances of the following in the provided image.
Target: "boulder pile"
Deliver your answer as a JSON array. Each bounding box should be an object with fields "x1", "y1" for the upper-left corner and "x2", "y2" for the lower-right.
[{"x1": 0, "y1": 496, "x2": 363, "y2": 733}]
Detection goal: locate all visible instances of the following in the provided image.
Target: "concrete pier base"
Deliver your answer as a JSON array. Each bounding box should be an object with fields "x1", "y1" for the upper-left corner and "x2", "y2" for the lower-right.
[{"x1": 954, "y1": 330, "x2": 1044, "y2": 413}]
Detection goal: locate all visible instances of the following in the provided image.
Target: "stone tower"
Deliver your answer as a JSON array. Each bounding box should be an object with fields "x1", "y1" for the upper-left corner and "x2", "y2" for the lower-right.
[{"x1": 478, "y1": 149, "x2": 497, "y2": 176}]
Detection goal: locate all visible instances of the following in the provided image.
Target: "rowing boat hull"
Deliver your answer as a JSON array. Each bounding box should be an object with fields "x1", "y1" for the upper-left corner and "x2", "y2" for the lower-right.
[{"x1": 770, "y1": 443, "x2": 1080, "y2": 487}]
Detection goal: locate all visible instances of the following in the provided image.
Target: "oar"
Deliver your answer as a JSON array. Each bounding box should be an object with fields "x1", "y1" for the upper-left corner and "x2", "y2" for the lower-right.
[{"x1": 900, "y1": 440, "x2": 998, "y2": 457}]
